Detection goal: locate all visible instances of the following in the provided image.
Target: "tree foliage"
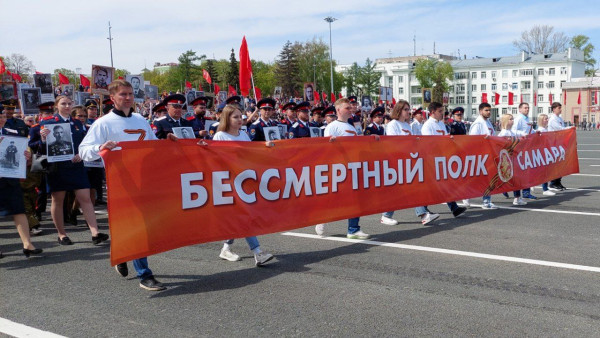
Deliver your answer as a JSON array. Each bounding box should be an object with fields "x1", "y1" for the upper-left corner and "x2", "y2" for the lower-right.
[
  {"x1": 358, "y1": 58, "x2": 380, "y2": 97},
  {"x1": 226, "y1": 48, "x2": 239, "y2": 89},
  {"x1": 52, "y1": 68, "x2": 77, "y2": 86},
  {"x1": 275, "y1": 41, "x2": 301, "y2": 97},
  {"x1": 570, "y1": 35, "x2": 597, "y2": 76},
  {"x1": 414, "y1": 59, "x2": 453, "y2": 103},
  {"x1": 513, "y1": 25, "x2": 569, "y2": 54},
  {"x1": 4, "y1": 53, "x2": 35, "y2": 82}
]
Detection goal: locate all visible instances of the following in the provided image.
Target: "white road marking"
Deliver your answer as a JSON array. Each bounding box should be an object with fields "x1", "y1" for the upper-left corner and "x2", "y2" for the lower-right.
[
  {"x1": 577, "y1": 150, "x2": 600, "y2": 152},
  {"x1": 591, "y1": 165, "x2": 600, "y2": 167},
  {"x1": 578, "y1": 158, "x2": 600, "y2": 160},
  {"x1": 572, "y1": 173, "x2": 600, "y2": 177},
  {"x1": 463, "y1": 203, "x2": 600, "y2": 216},
  {"x1": 577, "y1": 144, "x2": 600, "y2": 146},
  {"x1": 281, "y1": 232, "x2": 600, "y2": 273},
  {"x1": 0, "y1": 317, "x2": 67, "y2": 338}
]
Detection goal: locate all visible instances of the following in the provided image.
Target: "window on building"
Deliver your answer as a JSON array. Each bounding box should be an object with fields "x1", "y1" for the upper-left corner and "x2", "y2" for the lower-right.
[
  {"x1": 398, "y1": 87, "x2": 404, "y2": 95},
  {"x1": 512, "y1": 69, "x2": 518, "y2": 77},
  {"x1": 512, "y1": 107, "x2": 518, "y2": 114},
  {"x1": 548, "y1": 81, "x2": 555, "y2": 88},
  {"x1": 502, "y1": 70, "x2": 509, "y2": 78},
  {"x1": 411, "y1": 97, "x2": 422, "y2": 105},
  {"x1": 549, "y1": 68, "x2": 555, "y2": 75},
  {"x1": 538, "y1": 94, "x2": 544, "y2": 102},
  {"x1": 472, "y1": 108, "x2": 477, "y2": 115},
  {"x1": 450, "y1": 97, "x2": 454, "y2": 104},
  {"x1": 456, "y1": 84, "x2": 465, "y2": 93},
  {"x1": 481, "y1": 84, "x2": 487, "y2": 91},
  {"x1": 398, "y1": 76, "x2": 403, "y2": 82},
  {"x1": 471, "y1": 72, "x2": 477, "y2": 79},
  {"x1": 512, "y1": 82, "x2": 518, "y2": 90},
  {"x1": 502, "y1": 83, "x2": 508, "y2": 90},
  {"x1": 592, "y1": 115, "x2": 596, "y2": 123},
  {"x1": 502, "y1": 95, "x2": 507, "y2": 103},
  {"x1": 548, "y1": 107, "x2": 553, "y2": 114},
  {"x1": 523, "y1": 81, "x2": 531, "y2": 89},
  {"x1": 502, "y1": 108, "x2": 508, "y2": 114},
  {"x1": 520, "y1": 69, "x2": 533, "y2": 76},
  {"x1": 538, "y1": 68, "x2": 544, "y2": 75},
  {"x1": 492, "y1": 71, "x2": 497, "y2": 78},
  {"x1": 471, "y1": 84, "x2": 477, "y2": 91},
  {"x1": 560, "y1": 80, "x2": 566, "y2": 88},
  {"x1": 455, "y1": 72, "x2": 468, "y2": 80},
  {"x1": 388, "y1": 76, "x2": 393, "y2": 86},
  {"x1": 538, "y1": 82, "x2": 544, "y2": 89},
  {"x1": 538, "y1": 107, "x2": 543, "y2": 115},
  {"x1": 481, "y1": 71, "x2": 487, "y2": 79},
  {"x1": 523, "y1": 94, "x2": 531, "y2": 102},
  {"x1": 411, "y1": 86, "x2": 421, "y2": 94},
  {"x1": 491, "y1": 83, "x2": 497, "y2": 91},
  {"x1": 472, "y1": 96, "x2": 477, "y2": 104},
  {"x1": 560, "y1": 67, "x2": 567, "y2": 75},
  {"x1": 456, "y1": 96, "x2": 465, "y2": 104}
]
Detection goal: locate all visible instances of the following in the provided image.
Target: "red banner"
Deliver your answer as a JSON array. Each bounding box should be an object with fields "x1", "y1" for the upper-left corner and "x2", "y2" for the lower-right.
[
  {"x1": 202, "y1": 69, "x2": 212, "y2": 84},
  {"x1": 102, "y1": 129, "x2": 579, "y2": 265}
]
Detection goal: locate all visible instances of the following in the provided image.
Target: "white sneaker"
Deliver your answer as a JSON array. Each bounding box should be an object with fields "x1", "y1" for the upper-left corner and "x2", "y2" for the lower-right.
[
  {"x1": 315, "y1": 223, "x2": 325, "y2": 236},
  {"x1": 421, "y1": 212, "x2": 440, "y2": 225},
  {"x1": 462, "y1": 199, "x2": 471, "y2": 208},
  {"x1": 30, "y1": 228, "x2": 43, "y2": 236},
  {"x1": 530, "y1": 187, "x2": 535, "y2": 193},
  {"x1": 513, "y1": 197, "x2": 527, "y2": 206},
  {"x1": 219, "y1": 248, "x2": 241, "y2": 262},
  {"x1": 380, "y1": 216, "x2": 398, "y2": 225},
  {"x1": 482, "y1": 202, "x2": 498, "y2": 209},
  {"x1": 543, "y1": 190, "x2": 556, "y2": 196},
  {"x1": 254, "y1": 252, "x2": 274, "y2": 266},
  {"x1": 347, "y1": 230, "x2": 370, "y2": 239}
]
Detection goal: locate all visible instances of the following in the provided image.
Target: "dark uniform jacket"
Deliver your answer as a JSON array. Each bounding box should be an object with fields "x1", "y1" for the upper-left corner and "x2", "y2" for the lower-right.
[
  {"x1": 449, "y1": 121, "x2": 467, "y2": 135},
  {"x1": 187, "y1": 115, "x2": 206, "y2": 138},
  {"x1": 154, "y1": 115, "x2": 192, "y2": 139},
  {"x1": 288, "y1": 120, "x2": 311, "y2": 139},
  {"x1": 249, "y1": 118, "x2": 277, "y2": 141},
  {"x1": 6, "y1": 117, "x2": 28, "y2": 137},
  {"x1": 364, "y1": 123, "x2": 384, "y2": 136}
]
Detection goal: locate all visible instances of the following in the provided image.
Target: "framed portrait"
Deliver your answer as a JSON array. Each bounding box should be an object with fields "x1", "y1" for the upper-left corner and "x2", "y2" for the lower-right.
[
  {"x1": 0, "y1": 136, "x2": 28, "y2": 179},
  {"x1": 263, "y1": 126, "x2": 281, "y2": 141},
  {"x1": 309, "y1": 127, "x2": 321, "y2": 138},
  {"x1": 304, "y1": 83, "x2": 315, "y2": 102},
  {"x1": 125, "y1": 75, "x2": 145, "y2": 102},
  {"x1": 145, "y1": 85, "x2": 158, "y2": 100},
  {"x1": 273, "y1": 86, "x2": 282, "y2": 99},
  {"x1": 91, "y1": 64, "x2": 114, "y2": 95},
  {"x1": 379, "y1": 86, "x2": 393, "y2": 101},
  {"x1": 277, "y1": 124, "x2": 288, "y2": 139},
  {"x1": 217, "y1": 91, "x2": 227, "y2": 103},
  {"x1": 45, "y1": 123, "x2": 75, "y2": 162},
  {"x1": 353, "y1": 122, "x2": 363, "y2": 136},
  {"x1": 361, "y1": 95, "x2": 372, "y2": 111},
  {"x1": 20, "y1": 87, "x2": 42, "y2": 115},
  {"x1": 75, "y1": 91, "x2": 91, "y2": 105},
  {"x1": 422, "y1": 88, "x2": 432, "y2": 103},
  {"x1": 442, "y1": 92, "x2": 449, "y2": 105},
  {"x1": 0, "y1": 82, "x2": 17, "y2": 101},
  {"x1": 61, "y1": 84, "x2": 74, "y2": 101},
  {"x1": 33, "y1": 73, "x2": 53, "y2": 94},
  {"x1": 172, "y1": 127, "x2": 195, "y2": 139}
]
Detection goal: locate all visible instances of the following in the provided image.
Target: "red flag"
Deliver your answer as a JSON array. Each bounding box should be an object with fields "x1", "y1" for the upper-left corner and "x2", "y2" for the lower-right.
[
  {"x1": 508, "y1": 92, "x2": 514, "y2": 105},
  {"x1": 58, "y1": 72, "x2": 70, "y2": 85},
  {"x1": 255, "y1": 87, "x2": 262, "y2": 100},
  {"x1": 35, "y1": 71, "x2": 43, "y2": 74},
  {"x1": 238, "y1": 36, "x2": 253, "y2": 97},
  {"x1": 214, "y1": 84, "x2": 221, "y2": 95},
  {"x1": 198, "y1": 83, "x2": 203, "y2": 92},
  {"x1": 202, "y1": 69, "x2": 212, "y2": 85},
  {"x1": 563, "y1": 91, "x2": 567, "y2": 104},
  {"x1": 228, "y1": 84, "x2": 237, "y2": 96},
  {"x1": 314, "y1": 91, "x2": 320, "y2": 102},
  {"x1": 392, "y1": 97, "x2": 396, "y2": 105},
  {"x1": 577, "y1": 90, "x2": 581, "y2": 104},
  {"x1": 0, "y1": 58, "x2": 5, "y2": 74},
  {"x1": 379, "y1": 99, "x2": 383, "y2": 104},
  {"x1": 118, "y1": 76, "x2": 124, "y2": 80},
  {"x1": 533, "y1": 91, "x2": 537, "y2": 106},
  {"x1": 520, "y1": 94, "x2": 523, "y2": 103},
  {"x1": 330, "y1": 92, "x2": 334, "y2": 102},
  {"x1": 11, "y1": 73, "x2": 22, "y2": 82},
  {"x1": 338, "y1": 93, "x2": 342, "y2": 99},
  {"x1": 80, "y1": 74, "x2": 90, "y2": 87},
  {"x1": 323, "y1": 92, "x2": 328, "y2": 101},
  {"x1": 549, "y1": 93, "x2": 553, "y2": 103},
  {"x1": 185, "y1": 81, "x2": 192, "y2": 89},
  {"x1": 595, "y1": 91, "x2": 598, "y2": 105},
  {"x1": 482, "y1": 93, "x2": 488, "y2": 103},
  {"x1": 494, "y1": 93, "x2": 500, "y2": 105}
]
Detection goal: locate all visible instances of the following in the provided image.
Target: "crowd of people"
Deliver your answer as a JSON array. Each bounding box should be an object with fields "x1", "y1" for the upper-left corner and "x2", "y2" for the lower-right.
[{"x1": 0, "y1": 78, "x2": 573, "y2": 291}]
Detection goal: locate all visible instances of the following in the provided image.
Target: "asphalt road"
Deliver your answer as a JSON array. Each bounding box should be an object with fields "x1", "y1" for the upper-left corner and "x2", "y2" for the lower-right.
[{"x1": 1, "y1": 131, "x2": 599, "y2": 337}]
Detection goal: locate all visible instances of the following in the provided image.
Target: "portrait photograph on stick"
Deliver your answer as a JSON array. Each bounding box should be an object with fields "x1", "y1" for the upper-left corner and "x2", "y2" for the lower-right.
[
  {"x1": 20, "y1": 88, "x2": 42, "y2": 115},
  {"x1": 145, "y1": 84, "x2": 158, "y2": 100},
  {"x1": 263, "y1": 126, "x2": 281, "y2": 141},
  {"x1": 33, "y1": 73, "x2": 53, "y2": 94},
  {"x1": 91, "y1": 65, "x2": 114, "y2": 95},
  {"x1": 126, "y1": 74, "x2": 145, "y2": 102},
  {"x1": 304, "y1": 83, "x2": 314, "y2": 102},
  {"x1": 45, "y1": 123, "x2": 74, "y2": 162},
  {"x1": 61, "y1": 84, "x2": 74, "y2": 101},
  {"x1": 0, "y1": 136, "x2": 27, "y2": 179}
]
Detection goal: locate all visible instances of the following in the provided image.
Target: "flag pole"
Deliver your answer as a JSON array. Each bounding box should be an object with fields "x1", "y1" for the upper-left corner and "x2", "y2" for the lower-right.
[{"x1": 251, "y1": 73, "x2": 257, "y2": 100}]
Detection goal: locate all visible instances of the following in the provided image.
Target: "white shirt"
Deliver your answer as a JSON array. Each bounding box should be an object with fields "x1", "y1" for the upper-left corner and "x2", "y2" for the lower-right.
[
  {"x1": 548, "y1": 113, "x2": 565, "y2": 131},
  {"x1": 386, "y1": 120, "x2": 412, "y2": 136},
  {"x1": 511, "y1": 112, "x2": 533, "y2": 136},
  {"x1": 497, "y1": 129, "x2": 516, "y2": 137},
  {"x1": 410, "y1": 120, "x2": 422, "y2": 135},
  {"x1": 537, "y1": 126, "x2": 548, "y2": 133},
  {"x1": 421, "y1": 117, "x2": 447, "y2": 136},
  {"x1": 213, "y1": 130, "x2": 251, "y2": 142},
  {"x1": 79, "y1": 111, "x2": 157, "y2": 161},
  {"x1": 469, "y1": 115, "x2": 495, "y2": 136},
  {"x1": 324, "y1": 120, "x2": 358, "y2": 137}
]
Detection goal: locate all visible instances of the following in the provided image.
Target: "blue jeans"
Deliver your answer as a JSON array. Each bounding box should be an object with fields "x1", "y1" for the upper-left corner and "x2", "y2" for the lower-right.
[
  {"x1": 383, "y1": 206, "x2": 428, "y2": 219},
  {"x1": 225, "y1": 237, "x2": 260, "y2": 251},
  {"x1": 348, "y1": 217, "x2": 360, "y2": 234},
  {"x1": 542, "y1": 182, "x2": 549, "y2": 191},
  {"x1": 483, "y1": 196, "x2": 491, "y2": 204},
  {"x1": 447, "y1": 201, "x2": 459, "y2": 211},
  {"x1": 133, "y1": 257, "x2": 153, "y2": 280},
  {"x1": 513, "y1": 190, "x2": 521, "y2": 197}
]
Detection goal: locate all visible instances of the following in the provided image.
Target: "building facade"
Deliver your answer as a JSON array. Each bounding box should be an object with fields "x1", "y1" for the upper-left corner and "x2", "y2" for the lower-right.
[
  {"x1": 562, "y1": 77, "x2": 600, "y2": 126},
  {"x1": 372, "y1": 48, "x2": 586, "y2": 122}
]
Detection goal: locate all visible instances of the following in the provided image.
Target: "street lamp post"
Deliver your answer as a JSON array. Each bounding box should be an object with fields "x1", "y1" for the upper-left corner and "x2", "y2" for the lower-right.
[
  {"x1": 107, "y1": 21, "x2": 114, "y2": 67},
  {"x1": 324, "y1": 16, "x2": 337, "y2": 98}
]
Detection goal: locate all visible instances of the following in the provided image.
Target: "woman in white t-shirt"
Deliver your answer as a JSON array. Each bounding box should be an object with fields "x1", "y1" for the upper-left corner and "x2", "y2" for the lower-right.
[
  {"x1": 497, "y1": 114, "x2": 527, "y2": 206},
  {"x1": 212, "y1": 105, "x2": 274, "y2": 266},
  {"x1": 381, "y1": 100, "x2": 440, "y2": 226}
]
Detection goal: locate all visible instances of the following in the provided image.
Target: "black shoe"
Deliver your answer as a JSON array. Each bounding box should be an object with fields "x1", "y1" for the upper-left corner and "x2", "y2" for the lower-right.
[
  {"x1": 557, "y1": 184, "x2": 567, "y2": 190},
  {"x1": 23, "y1": 248, "x2": 43, "y2": 258},
  {"x1": 95, "y1": 200, "x2": 107, "y2": 206},
  {"x1": 58, "y1": 236, "x2": 74, "y2": 245},
  {"x1": 0, "y1": 251, "x2": 3, "y2": 259},
  {"x1": 115, "y1": 263, "x2": 128, "y2": 277},
  {"x1": 502, "y1": 192, "x2": 510, "y2": 198},
  {"x1": 139, "y1": 277, "x2": 166, "y2": 291},
  {"x1": 92, "y1": 232, "x2": 109, "y2": 245},
  {"x1": 452, "y1": 207, "x2": 467, "y2": 218},
  {"x1": 548, "y1": 184, "x2": 562, "y2": 191}
]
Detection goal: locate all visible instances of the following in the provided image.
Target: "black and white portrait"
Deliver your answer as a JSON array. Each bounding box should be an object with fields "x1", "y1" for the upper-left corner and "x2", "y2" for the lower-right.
[
  {"x1": 217, "y1": 91, "x2": 227, "y2": 103},
  {"x1": 273, "y1": 87, "x2": 282, "y2": 99},
  {"x1": 361, "y1": 96, "x2": 372, "y2": 111},
  {"x1": 172, "y1": 127, "x2": 195, "y2": 139},
  {"x1": 145, "y1": 85, "x2": 158, "y2": 100},
  {"x1": 126, "y1": 75, "x2": 145, "y2": 101},
  {"x1": 91, "y1": 65, "x2": 114, "y2": 95},
  {"x1": 20, "y1": 88, "x2": 42, "y2": 114},
  {"x1": 277, "y1": 124, "x2": 288, "y2": 139},
  {"x1": 423, "y1": 88, "x2": 432, "y2": 103},
  {"x1": 304, "y1": 83, "x2": 314, "y2": 102},
  {"x1": 309, "y1": 127, "x2": 321, "y2": 138},
  {"x1": 0, "y1": 82, "x2": 17, "y2": 101},
  {"x1": 353, "y1": 122, "x2": 363, "y2": 136},
  {"x1": 75, "y1": 91, "x2": 91, "y2": 105},
  {"x1": 61, "y1": 84, "x2": 74, "y2": 101},
  {"x1": 34, "y1": 73, "x2": 53, "y2": 94},
  {"x1": 46, "y1": 123, "x2": 74, "y2": 162},
  {"x1": 264, "y1": 126, "x2": 281, "y2": 141},
  {"x1": 0, "y1": 136, "x2": 27, "y2": 179}
]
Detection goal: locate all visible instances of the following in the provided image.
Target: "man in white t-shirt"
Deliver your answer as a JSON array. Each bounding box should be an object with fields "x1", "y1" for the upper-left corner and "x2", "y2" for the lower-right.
[
  {"x1": 315, "y1": 98, "x2": 371, "y2": 239},
  {"x1": 79, "y1": 79, "x2": 173, "y2": 292},
  {"x1": 547, "y1": 102, "x2": 568, "y2": 190},
  {"x1": 511, "y1": 102, "x2": 537, "y2": 199},
  {"x1": 467, "y1": 103, "x2": 497, "y2": 209}
]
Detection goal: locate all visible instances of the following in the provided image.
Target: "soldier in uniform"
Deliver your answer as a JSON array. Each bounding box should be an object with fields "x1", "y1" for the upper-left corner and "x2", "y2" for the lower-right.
[
  {"x1": 364, "y1": 107, "x2": 385, "y2": 136},
  {"x1": 449, "y1": 107, "x2": 467, "y2": 135},
  {"x1": 280, "y1": 102, "x2": 297, "y2": 128},
  {"x1": 249, "y1": 98, "x2": 277, "y2": 141},
  {"x1": 1, "y1": 99, "x2": 28, "y2": 137},
  {"x1": 347, "y1": 96, "x2": 362, "y2": 124},
  {"x1": 47, "y1": 125, "x2": 73, "y2": 156},
  {"x1": 5, "y1": 141, "x2": 18, "y2": 166},
  {"x1": 309, "y1": 106, "x2": 324, "y2": 127},
  {"x1": 186, "y1": 96, "x2": 209, "y2": 138},
  {"x1": 288, "y1": 101, "x2": 312, "y2": 139},
  {"x1": 154, "y1": 94, "x2": 192, "y2": 139},
  {"x1": 84, "y1": 100, "x2": 99, "y2": 124}
]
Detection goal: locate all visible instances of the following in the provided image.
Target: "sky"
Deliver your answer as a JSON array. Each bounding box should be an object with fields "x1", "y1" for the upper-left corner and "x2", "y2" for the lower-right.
[{"x1": 2, "y1": 0, "x2": 600, "y2": 75}]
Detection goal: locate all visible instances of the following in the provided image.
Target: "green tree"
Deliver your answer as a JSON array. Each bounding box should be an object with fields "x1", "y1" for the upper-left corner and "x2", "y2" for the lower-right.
[
  {"x1": 176, "y1": 50, "x2": 206, "y2": 89},
  {"x1": 275, "y1": 41, "x2": 301, "y2": 97},
  {"x1": 343, "y1": 62, "x2": 361, "y2": 97},
  {"x1": 357, "y1": 58, "x2": 380, "y2": 97},
  {"x1": 570, "y1": 35, "x2": 596, "y2": 76},
  {"x1": 226, "y1": 48, "x2": 239, "y2": 91},
  {"x1": 114, "y1": 68, "x2": 130, "y2": 79},
  {"x1": 296, "y1": 37, "x2": 331, "y2": 92},
  {"x1": 414, "y1": 58, "x2": 453, "y2": 103},
  {"x1": 52, "y1": 68, "x2": 77, "y2": 86},
  {"x1": 252, "y1": 60, "x2": 276, "y2": 99},
  {"x1": 202, "y1": 59, "x2": 217, "y2": 92}
]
